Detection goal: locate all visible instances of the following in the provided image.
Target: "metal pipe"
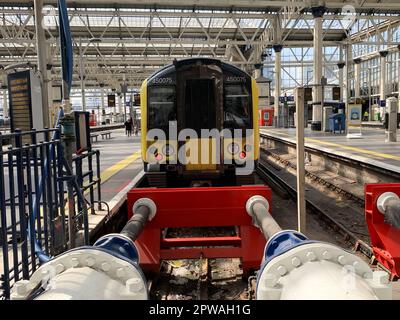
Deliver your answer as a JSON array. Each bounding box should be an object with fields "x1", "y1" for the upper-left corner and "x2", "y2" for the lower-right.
[
  {"x1": 121, "y1": 206, "x2": 151, "y2": 242},
  {"x1": 295, "y1": 87, "x2": 306, "y2": 233},
  {"x1": 246, "y1": 196, "x2": 281, "y2": 240},
  {"x1": 121, "y1": 198, "x2": 157, "y2": 241}
]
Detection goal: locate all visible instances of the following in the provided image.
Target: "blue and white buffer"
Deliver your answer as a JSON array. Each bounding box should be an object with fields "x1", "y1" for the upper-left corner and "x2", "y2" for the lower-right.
[
  {"x1": 245, "y1": 196, "x2": 393, "y2": 300},
  {"x1": 11, "y1": 198, "x2": 156, "y2": 300}
]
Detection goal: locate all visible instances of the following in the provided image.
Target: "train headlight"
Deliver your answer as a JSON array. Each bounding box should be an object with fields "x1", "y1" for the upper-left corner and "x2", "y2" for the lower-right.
[
  {"x1": 227, "y1": 143, "x2": 240, "y2": 155},
  {"x1": 155, "y1": 153, "x2": 163, "y2": 161},
  {"x1": 162, "y1": 144, "x2": 174, "y2": 156}
]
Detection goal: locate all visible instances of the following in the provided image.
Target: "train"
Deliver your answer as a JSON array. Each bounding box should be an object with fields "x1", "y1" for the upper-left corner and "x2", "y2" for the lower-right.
[{"x1": 140, "y1": 58, "x2": 259, "y2": 185}]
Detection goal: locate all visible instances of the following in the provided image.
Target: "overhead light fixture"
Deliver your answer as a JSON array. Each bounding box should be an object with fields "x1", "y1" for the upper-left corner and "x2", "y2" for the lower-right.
[{"x1": 89, "y1": 37, "x2": 102, "y2": 43}]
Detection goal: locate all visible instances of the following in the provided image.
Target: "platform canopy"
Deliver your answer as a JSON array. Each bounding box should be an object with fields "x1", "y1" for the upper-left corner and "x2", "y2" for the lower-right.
[{"x1": 0, "y1": 0, "x2": 399, "y2": 90}]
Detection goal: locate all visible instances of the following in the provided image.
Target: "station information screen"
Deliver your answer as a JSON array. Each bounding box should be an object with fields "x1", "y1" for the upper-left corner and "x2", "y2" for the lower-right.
[
  {"x1": 108, "y1": 94, "x2": 116, "y2": 108},
  {"x1": 7, "y1": 70, "x2": 44, "y2": 144},
  {"x1": 8, "y1": 70, "x2": 32, "y2": 133}
]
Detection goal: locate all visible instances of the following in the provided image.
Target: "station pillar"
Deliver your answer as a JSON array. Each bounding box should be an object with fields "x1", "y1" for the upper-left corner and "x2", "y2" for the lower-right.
[
  {"x1": 379, "y1": 50, "x2": 389, "y2": 118},
  {"x1": 117, "y1": 93, "x2": 123, "y2": 122},
  {"x1": 311, "y1": 5, "x2": 326, "y2": 131},
  {"x1": 354, "y1": 58, "x2": 362, "y2": 99},
  {"x1": 344, "y1": 43, "x2": 352, "y2": 105},
  {"x1": 337, "y1": 62, "x2": 345, "y2": 102},
  {"x1": 398, "y1": 47, "x2": 400, "y2": 114},
  {"x1": 100, "y1": 84, "x2": 105, "y2": 124},
  {"x1": 2, "y1": 86, "x2": 7, "y2": 119},
  {"x1": 386, "y1": 97, "x2": 398, "y2": 142},
  {"x1": 46, "y1": 44, "x2": 55, "y2": 124},
  {"x1": 34, "y1": 0, "x2": 50, "y2": 128},
  {"x1": 78, "y1": 37, "x2": 86, "y2": 111},
  {"x1": 80, "y1": 77, "x2": 86, "y2": 112},
  {"x1": 273, "y1": 44, "x2": 283, "y2": 127}
]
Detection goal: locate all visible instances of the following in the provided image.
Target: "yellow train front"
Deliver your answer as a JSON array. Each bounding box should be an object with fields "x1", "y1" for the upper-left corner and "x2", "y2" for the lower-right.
[{"x1": 140, "y1": 58, "x2": 259, "y2": 186}]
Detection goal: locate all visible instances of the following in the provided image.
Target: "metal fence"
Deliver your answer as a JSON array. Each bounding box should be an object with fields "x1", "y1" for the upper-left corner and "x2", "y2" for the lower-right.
[{"x1": 0, "y1": 128, "x2": 101, "y2": 299}]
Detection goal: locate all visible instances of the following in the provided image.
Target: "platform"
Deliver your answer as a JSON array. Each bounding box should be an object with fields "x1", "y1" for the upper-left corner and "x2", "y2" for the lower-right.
[
  {"x1": 260, "y1": 127, "x2": 400, "y2": 174},
  {"x1": 84, "y1": 128, "x2": 143, "y2": 236}
]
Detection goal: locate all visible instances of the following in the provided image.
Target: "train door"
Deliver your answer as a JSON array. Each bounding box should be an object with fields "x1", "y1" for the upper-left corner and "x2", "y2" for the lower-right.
[{"x1": 176, "y1": 63, "x2": 223, "y2": 174}]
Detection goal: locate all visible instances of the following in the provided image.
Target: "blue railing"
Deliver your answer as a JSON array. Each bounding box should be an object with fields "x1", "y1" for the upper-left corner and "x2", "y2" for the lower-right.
[{"x1": 0, "y1": 127, "x2": 102, "y2": 299}]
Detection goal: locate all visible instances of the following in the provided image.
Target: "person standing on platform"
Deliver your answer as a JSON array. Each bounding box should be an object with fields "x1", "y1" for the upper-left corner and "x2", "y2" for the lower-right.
[
  {"x1": 125, "y1": 118, "x2": 132, "y2": 137},
  {"x1": 363, "y1": 110, "x2": 369, "y2": 121}
]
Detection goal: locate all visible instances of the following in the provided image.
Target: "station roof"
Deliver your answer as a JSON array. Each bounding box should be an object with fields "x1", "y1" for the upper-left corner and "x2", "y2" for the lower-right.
[
  {"x1": 0, "y1": 1, "x2": 399, "y2": 89},
  {"x1": 4, "y1": 0, "x2": 400, "y2": 13}
]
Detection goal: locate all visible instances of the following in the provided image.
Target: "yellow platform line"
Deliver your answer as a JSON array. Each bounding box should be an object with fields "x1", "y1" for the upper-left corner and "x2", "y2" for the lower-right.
[
  {"x1": 37, "y1": 151, "x2": 142, "y2": 218},
  {"x1": 85, "y1": 150, "x2": 142, "y2": 194},
  {"x1": 270, "y1": 130, "x2": 400, "y2": 161}
]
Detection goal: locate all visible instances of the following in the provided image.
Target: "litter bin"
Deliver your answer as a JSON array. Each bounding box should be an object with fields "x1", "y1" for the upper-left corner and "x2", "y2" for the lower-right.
[{"x1": 329, "y1": 113, "x2": 346, "y2": 134}]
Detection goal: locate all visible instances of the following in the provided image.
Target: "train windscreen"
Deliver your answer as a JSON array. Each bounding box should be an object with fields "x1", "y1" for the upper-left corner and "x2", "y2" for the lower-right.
[
  {"x1": 148, "y1": 86, "x2": 176, "y2": 132},
  {"x1": 185, "y1": 79, "x2": 217, "y2": 134},
  {"x1": 223, "y1": 84, "x2": 251, "y2": 129}
]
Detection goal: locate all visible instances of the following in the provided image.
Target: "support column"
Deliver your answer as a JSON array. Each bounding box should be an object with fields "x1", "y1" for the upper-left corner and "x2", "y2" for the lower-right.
[
  {"x1": 379, "y1": 50, "x2": 389, "y2": 111},
  {"x1": 100, "y1": 84, "x2": 105, "y2": 124},
  {"x1": 338, "y1": 45, "x2": 344, "y2": 92},
  {"x1": 354, "y1": 58, "x2": 362, "y2": 99},
  {"x1": 310, "y1": 5, "x2": 326, "y2": 131},
  {"x1": 398, "y1": 47, "x2": 400, "y2": 114},
  {"x1": 46, "y1": 45, "x2": 54, "y2": 124},
  {"x1": 273, "y1": 45, "x2": 282, "y2": 127},
  {"x1": 344, "y1": 43, "x2": 352, "y2": 104},
  {"x1": 79, "y1": 37, "x2": 86, "y2": 111},
  {"x1": 80, "y1": 78, "x2": 86, "y2": 111},
  {"x1": 34, "y1": 0, "x2": 50, "y2": 127},
  {"x1": 337, "y1": 62, "x2": 345, "y2": 102},
  {"x1": 117, "y1": 93, "x2": 123, "y2": 121},
  {"x1": 273, "y1": 15, "x2": 282, "y2": 128},
  {"x1": 2, "y1": 87, "x2": 8, "y2": 119}
]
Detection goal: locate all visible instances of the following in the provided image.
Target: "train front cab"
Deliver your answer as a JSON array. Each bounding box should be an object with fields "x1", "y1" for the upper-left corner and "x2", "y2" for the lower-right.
[{"x1": 141, "y1": 58, "x2": 259, "y2": 185}]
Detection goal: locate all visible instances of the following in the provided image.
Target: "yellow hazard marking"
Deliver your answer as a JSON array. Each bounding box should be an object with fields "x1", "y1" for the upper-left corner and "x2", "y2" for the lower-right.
[
  {"x1": 84, "y1": 150, "x2": 142, "y2": 194},
  {"x1": 268, "y1": 130, "x2": 400, "y2": 161},
  {"x1": 39, "y1": 152, "x2": 142, "y2": 217}
]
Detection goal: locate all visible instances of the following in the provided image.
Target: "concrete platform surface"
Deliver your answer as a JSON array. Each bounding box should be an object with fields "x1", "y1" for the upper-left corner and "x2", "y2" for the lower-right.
[{"x1": 261, "y1": 127, "x2": 400, "y2": 173}]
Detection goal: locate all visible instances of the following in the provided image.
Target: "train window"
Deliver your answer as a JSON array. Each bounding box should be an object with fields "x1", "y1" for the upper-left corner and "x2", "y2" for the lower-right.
[
  {"x1": 224, "y1": 84, "x2": 251, "y2": 128},
  {"x1": 185, "y1": 79, "x2": 216, "y2": 134},
  {"x1": 148, "y1": 86, "x2": 176, "y2": 132}
]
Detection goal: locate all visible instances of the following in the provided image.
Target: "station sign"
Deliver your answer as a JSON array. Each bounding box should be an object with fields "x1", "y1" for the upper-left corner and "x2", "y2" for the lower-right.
[
  {"x1": 108, "y1": 94, "x2": 116, "y2": 108},
  {"x1": 332, "y1": 87, "x2": 341, "y2": 101},
  {"x1": 7, "y1": 70, "x2": 43, "y2": 143}
]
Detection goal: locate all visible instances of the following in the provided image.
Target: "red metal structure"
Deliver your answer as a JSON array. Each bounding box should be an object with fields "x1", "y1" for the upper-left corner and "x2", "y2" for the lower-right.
[
  {"x1": 127, "y1": 185, "x2": 271, "y2": 276},
  {"x1": 365, "y1": 184, "x2": 400, "y2": 279}
]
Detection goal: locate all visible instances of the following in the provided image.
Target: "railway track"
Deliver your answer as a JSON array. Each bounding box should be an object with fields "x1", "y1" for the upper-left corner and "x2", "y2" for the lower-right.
[
  {"x1": 262, "y1": 148, "x2": 366, "y2": 206},
  {"x1": 145, "y1": 154, "x2": 383, "y2": 300},
  {"x1": 256, "y1": 161, "x2": 373, "y2": 259}
]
